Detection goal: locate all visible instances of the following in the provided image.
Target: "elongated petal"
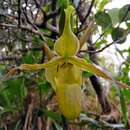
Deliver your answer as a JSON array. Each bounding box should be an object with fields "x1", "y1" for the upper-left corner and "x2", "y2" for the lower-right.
[
  {"x1": 19, "y1": 57, "x2": 64, "y2": 70},
  {"x1": 69, "y1": 57, "x2": 112, "y2": 80},
  {"x1": 69, "y1": 57, "x2": 130, "y2": 90},
  {"x1": 45, "y1": 65, "x2": 58, "y2": 90}
]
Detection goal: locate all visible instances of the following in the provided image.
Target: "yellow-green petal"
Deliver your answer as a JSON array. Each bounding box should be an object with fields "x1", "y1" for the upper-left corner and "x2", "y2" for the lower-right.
[
  {"x1": 68, "y1": 56, "x2": 130, "y2": 90},
  {"x1": 69, "y1": 56, "x2": 112, "y2": 80},
  {"x1": 55, "y1": 78, "x2": 81, "y2": 120},
  {"x1": 45, "y1": 64, "x2": 58, "y2": 91},
  {"x1": 56, "y1": 63, "x2": 82, "y2": 85},
  {"x1": 19, "y1": 57, "x2": 64, "y2": 70}
]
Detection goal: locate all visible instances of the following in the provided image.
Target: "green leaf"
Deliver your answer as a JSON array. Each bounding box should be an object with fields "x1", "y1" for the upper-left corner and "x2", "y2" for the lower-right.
[
  {"x1": 126, "y1": 21, "x2": 130, "y2": 29},
  {"x1": 53, "y1": 122, "x2": 64, "y2": 130},
  {"x1": 32, "y1": 35, "x2": 41, "y2": 45},
  {"x1": 58, "y1": 0, "x2": 70, "y2": 35},
  {"x1": 43, "y1": 109, "x2": 62, "y2": 122},
  {"x1": 119, "y1": 89, "x2": 128, "y2": 125},
  {"x1": 59, "y1": 10, "x2": 65, "y2": 35},
  {"x1": 108, "y1": 8, "x2": 120, "y2": 26},
  {"x1": 98, "y1": 0, "x2": 109, "y2": 10},
  {"x1": 0, "y1": 91, "x2": 11, "y2": 108},
  {"x1": 111, "y1": 27, "x2": 127, "y2": 43},
  {"x1": 122, "y1": 88, "x2": 130, "y2": 101},
  {"x1": 95, "y1": 39, "x2": 107, "y2": 48},
  {"x1": 119, "y1": 4, "x2": 130, "y2": 22},
  {"x1": 83, "y1": 71, "x2": 93, "y2": 77},
  {"x1": 21, "y1": 52, "x2": 34, "y2": 64},
  {"x1": 58, "y1": 0, "x2": 69, "y2": 8},
  {"x1": 95, "y1": 11, "x2": 112, "y2": 29},
  {"x1": 0, "y1": 78, "x2": 26, "y2": 109},
  {"x1": 38, "y1": 81, "x2": 51, "y2": 93}
]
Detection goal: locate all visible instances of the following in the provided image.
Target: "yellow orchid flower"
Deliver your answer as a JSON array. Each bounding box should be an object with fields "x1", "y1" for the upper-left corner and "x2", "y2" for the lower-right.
[{"x1": 4, "y1": 5, "x2": 130, "y2": 120}]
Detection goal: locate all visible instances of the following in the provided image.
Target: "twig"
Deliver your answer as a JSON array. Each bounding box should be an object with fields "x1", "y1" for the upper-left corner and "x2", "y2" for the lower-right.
[
  {"x1": 0, "y1": 23, "x2": 45, "y2": 38},
  {"x1": 22, "y1": 7, "x2": 38, "y2": 30},
  {"x1": 79, "y1": 21, "x2": 94, "y2": 49},
  {"x1": 79, "y1": 114, "x2": 125, "y2": 129},
  {"x1": 93, "y1": 30, "x2": 130, "y2": 53},
  {"x1": 23, "y1": 104, "x2": 33, "y2": 130},
  {"x1": 0, "y1": 56, "x2": 20, "y2": 62},
  {"x1": 82, "y1": 0, "x2": 95, "y2": 24},
  {"x1": 89, "y1": 41, "x2": 114, "y2": 53},
  {"x1": 46, "y1": 9, "x2": 60, "y2": 20},
  {"x1": 18, "y1": 0, "x2": 21, "y2": 27},
  {"x1": 4, "y1": 125, "x2": 7, "y2": 130},
  {"x1": 33, "y1": 0, "x2": 40, "y2": 8},
  {"x1": 80, "y1": 30, "x2": 130, "y2": 54},
  {"x1": 0, "y1": 23, "x2": 53, "y2": 59},
  {"x1": 46, "y1": 118, "x2": 52, "y2": 130},
  {"x1": 100, "y1": 120, "x2": 125, "y2": 129},
  {"x1": 0, "y1": 46, "x2": 43, "y2": 62},
  {"x1": 79, "y1": 41, "x2": 113, "y2": 53},
  {"x1": 0, "y1": 12, "x2": 18, "y2": 20},
  {"x1": 92, "y1": 30, "x2": 107, "y2": 45},
  {"x1": 37, "y1": 117, "x2": 42, "y2": 130},
  {"x1": 46, "y1": 23, "x2": 58, "y2": 34},
  {"x1": 76, "y1": 0, "x2": 87, "y2": 24}
]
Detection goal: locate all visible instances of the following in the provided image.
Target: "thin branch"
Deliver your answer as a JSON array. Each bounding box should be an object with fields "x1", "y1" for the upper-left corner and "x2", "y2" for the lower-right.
[
  {"x1": 1, "y1": 2, "x2": 55, "y2": 60},
  {"x1": 0, "y1": 23, "x2": 53, "y2": 59},
  {"x1": 18, "y1": 0, "x2": 21, "y2": 27},
  {"x1": 46, "y1": 23, "x2": 58, "y2": 34},
  {"x1": 93, "y1": 30, "x2": 107, "y2": 45},
  {"x1": 82, "y1": 0, "x2": 95, "y2": 24},
  {"x1": 46, "y1": 9, "x2": 60, "y2": 20},
  {"x1": 0, "y1": 23, "x2": 45, "y2": 38},
  {"x1": 33, "y1": 0, "x2": 40, "y2": 8},
  {"x1": 79, "y1": 30, "x2": 130, "y2": 54},
  {"x1": 89, "y1": 42, "x2": 114, "y2": 53},
  {"x1": 72, "y1": 114, "x2": 126, "y2": 129},
  {"x1": 22, "y1": 7, "x2": 38, "y2": 30},
  {"x1": 79, "y1": 41, "x2": 114, "y2": 54},
  {"x1": 0, "y1": 56, "x2": 20, "y2": 62},
  {"x1": 0, "y1": 46, "x2": 43, "y2": 62},
  {"x1": 0, "y1": 13, "x2": 18, "y2": 20},
  {"x1": 76, "y1": 0, "x2": 87, "y2": 24},
  {"x1": 79, "y1": 21, "x2": 94, "y2": 49}
]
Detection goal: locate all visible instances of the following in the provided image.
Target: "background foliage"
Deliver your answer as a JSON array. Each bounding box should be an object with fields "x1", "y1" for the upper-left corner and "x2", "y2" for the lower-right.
[{"x1": 0, "y1": 0, "x2": 130, "y2": 129}]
